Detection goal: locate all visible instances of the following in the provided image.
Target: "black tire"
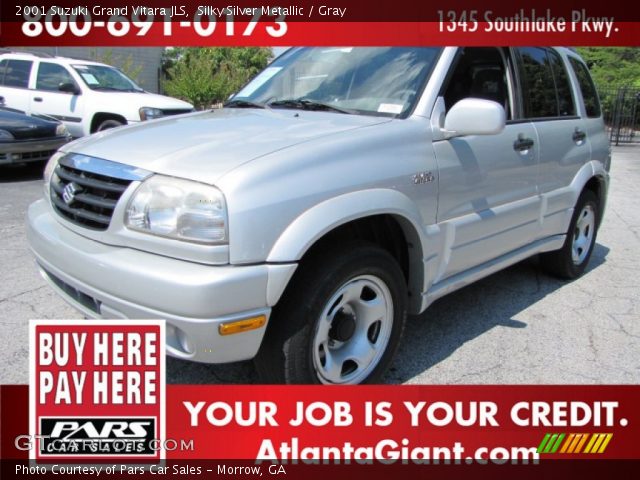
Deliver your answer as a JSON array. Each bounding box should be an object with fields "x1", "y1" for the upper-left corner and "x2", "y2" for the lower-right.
[
  {"x1": 539, "y1": 190, "x2": 599, "y2": 279},
  {"x1": 255, "y1": 242, "x2": 407, "y2": 384},
  {"x1": 96, "y1": 119, "x2": 124, "y2": 132}
]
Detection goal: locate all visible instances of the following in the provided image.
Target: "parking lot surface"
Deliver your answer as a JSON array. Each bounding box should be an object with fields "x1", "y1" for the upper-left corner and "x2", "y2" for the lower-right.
[{"x1": 1, "y1": 146, "x2": 638, "y2": 384}]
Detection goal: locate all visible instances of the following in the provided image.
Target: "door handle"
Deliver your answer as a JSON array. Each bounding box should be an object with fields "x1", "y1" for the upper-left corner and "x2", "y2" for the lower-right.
[
  {"x1": 513, "y1": 136, "x2": 534, "y2": 152},
  {"x1": 573, "y1": 129, "x2": 587, "y2": 144},
  {"x1": 33, "y1": 97, "x2": 43, "y2": 102}
]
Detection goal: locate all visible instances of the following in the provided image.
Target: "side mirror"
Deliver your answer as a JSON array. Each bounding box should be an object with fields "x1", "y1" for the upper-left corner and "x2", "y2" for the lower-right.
[
  {"x1": 443, "y1": 98, "x2": 506, "y2": 138},
  {"x1": 58, "y1": 82, "x2": 80, "y2": 95}
]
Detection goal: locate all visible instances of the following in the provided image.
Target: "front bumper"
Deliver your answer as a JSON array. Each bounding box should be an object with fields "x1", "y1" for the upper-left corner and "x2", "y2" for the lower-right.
[
  {"x1": 0, "y1": 136, "x2": 69, "y2": 165},
  {"x1": 27, "y1": 199, "x2": 297, "y2": 363}
]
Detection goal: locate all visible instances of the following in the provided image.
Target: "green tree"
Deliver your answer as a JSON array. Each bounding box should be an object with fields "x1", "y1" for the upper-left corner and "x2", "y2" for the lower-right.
[
  {"x1": 576, "y1": 47, "x2": 640, "y2": 88},
  {"x1": 90, "y1": 48, "x2": 143, "y2": 85},
  {"x1": 162, "y1": 47, "x2": 272, "y2": 109}
]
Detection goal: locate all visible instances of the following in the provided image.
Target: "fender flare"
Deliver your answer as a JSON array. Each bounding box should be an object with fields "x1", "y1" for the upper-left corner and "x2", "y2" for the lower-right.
[{"x1": 267, "y1": 188, "x2": 426, "y2": 263}]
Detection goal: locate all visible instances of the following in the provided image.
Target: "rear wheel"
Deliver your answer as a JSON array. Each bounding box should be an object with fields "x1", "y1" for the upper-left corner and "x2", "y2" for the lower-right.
[
  {"x1": 255, "y1": 243, "x2": 407, "y2": 384},
  {"x1": 540, "y1": 190, "x2": 599, "y2": 279}
]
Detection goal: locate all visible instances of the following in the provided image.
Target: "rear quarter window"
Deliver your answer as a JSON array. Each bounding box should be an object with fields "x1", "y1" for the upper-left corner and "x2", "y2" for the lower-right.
[
  {"x1": 0, "y1": 59, "x2": 33, "y2": 88},
  {"x1": 517, "y1": 47, "x2": 558, "y2": 118},
  {"x1": 548, "y1": 51, "x2": 576, "y2": 117},
  {"x1": 516, "y1": 47, "x2": 576, "y2": 119},
  {"x1": 569, "y1": 57, "x2": 602, "y2": 118}
]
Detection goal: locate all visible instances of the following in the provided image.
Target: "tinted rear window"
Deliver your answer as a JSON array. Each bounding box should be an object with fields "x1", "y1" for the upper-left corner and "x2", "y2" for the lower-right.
[
  {"x1": 0, "y1": 59, "x2": 33, "y2": 88},
  {"x1": 517, "y1": 47, "x2": 576, "y2": 119},
  {"x1": 548, "y1": 50, "x2": 576, "y2": 117},
  {"x1": 569, "y1": 57, "x2": 602, "y2": 118}
]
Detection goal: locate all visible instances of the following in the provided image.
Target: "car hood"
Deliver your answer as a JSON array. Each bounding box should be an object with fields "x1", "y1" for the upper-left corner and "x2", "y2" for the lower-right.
[
  {"x1": 0, "y1": 107, "x2": 59, "y2": 140},
  {"x1": 62, "y1": 108, "x2": 390, "y2": 184}
]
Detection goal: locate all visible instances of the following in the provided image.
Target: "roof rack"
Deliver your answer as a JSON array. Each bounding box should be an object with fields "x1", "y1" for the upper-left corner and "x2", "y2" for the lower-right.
[
  {"x1": 0, "y1": 49, "x2": 55, "y2": 58},
  {"x1": 55, "y1": 55, "x2": 95, "y2": 62}
]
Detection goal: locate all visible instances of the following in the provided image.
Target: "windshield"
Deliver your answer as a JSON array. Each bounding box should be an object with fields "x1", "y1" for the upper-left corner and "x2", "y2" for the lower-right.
[
  {"x1": 72, "y1": 64, "x2": 143, "y2": 92},
  {"x1": 232, "y1": 47, "x2": 441, "y2": 117}
]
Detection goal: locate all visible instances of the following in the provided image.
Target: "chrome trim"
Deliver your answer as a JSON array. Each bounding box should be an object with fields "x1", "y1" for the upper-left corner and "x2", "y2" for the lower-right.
[{"x1": 59, "y1": 153, "x2": 152, "y2": 181}]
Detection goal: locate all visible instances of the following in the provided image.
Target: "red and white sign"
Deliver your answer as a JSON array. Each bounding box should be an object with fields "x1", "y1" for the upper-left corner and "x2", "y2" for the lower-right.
[{"x1": 29, "y1": 320, "x2": 165, "y2": 462}]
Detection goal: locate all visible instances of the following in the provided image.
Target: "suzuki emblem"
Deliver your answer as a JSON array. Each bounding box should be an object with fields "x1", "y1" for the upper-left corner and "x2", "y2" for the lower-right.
[{"x1": 62, "y1": 182, "x2": 81, "y2": 205}]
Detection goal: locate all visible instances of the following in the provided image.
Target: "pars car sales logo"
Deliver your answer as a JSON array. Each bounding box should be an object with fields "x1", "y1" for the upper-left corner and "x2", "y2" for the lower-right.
[{"x1": 29, "y1": 320, "x2": 165, "y2": 462}]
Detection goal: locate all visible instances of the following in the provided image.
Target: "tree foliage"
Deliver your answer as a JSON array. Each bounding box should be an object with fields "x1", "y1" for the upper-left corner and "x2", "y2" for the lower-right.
[
  {"x1": 89, "y1": 49, "x2": 143, "y2": 85},
  {"x1": 162, "y1": 47, "x2": 272, "y2": 109},
  {"x1": 576, "y1": 47, "x2": 640, "y2": 88}
]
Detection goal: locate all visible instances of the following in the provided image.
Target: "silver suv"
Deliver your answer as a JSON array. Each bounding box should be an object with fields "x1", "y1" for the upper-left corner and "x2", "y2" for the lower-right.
[{"x1": 27, "y1": 47, "x2": 610, "y2": 384}]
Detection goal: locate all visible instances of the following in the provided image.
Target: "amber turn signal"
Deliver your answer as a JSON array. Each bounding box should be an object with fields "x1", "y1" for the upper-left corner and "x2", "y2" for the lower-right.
[{"x1": 218, "y1": 315, "x2": 267, "y2": 336}]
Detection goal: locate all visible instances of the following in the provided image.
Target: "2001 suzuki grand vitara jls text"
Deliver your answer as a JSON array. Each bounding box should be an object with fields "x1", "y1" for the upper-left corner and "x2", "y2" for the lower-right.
[{"x1": 27, "y1": 47, "x2": 610, "y2": 384}]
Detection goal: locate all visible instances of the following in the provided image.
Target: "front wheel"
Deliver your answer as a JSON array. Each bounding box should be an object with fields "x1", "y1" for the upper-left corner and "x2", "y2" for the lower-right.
[
  {"x1": 539, "y1": 190, "x2": 599, "y2": 279},
  {"x1": 255, "y1": 243, "x2": 407, "y2": 384},
  {"x1": 96, "y1": 119, "x2": 124, "y2": 132}
]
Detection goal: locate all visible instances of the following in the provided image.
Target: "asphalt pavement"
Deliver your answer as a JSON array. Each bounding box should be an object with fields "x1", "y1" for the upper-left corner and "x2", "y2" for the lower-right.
[{"x1": 1, "y1": 146, "x2": 638, "y2": 384}]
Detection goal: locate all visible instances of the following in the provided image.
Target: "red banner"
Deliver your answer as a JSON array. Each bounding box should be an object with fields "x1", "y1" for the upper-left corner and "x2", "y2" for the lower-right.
[
  {"x1": 1, "y1": 21, "x2": 638, "y2": 46},
  {"x1": 1, "y1": 1, "x2": 639, "y2": 45},
  {"x1": 4, "y1": 385, "x2": 640, "y2": 461},
  {"x1": 165, "y1": 385, "x2": 640, "y2": 461}
]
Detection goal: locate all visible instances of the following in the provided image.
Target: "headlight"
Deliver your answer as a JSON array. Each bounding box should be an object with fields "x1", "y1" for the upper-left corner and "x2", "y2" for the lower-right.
[
  {"x1": 43, "y1": 151, "x2": 64, "y2": 198},
  {"x1": 125, "y1": 175, "x2": 228, "y2": 244},
  {"x1": 139, "y1": 107, "x2": 164, "y2": 121},
  {"x1": 0, "y1": 129, "x2": 14, "y2": 141},
  {"x1": 55, "y1": 123, "x2": 69, "y2": 137}
]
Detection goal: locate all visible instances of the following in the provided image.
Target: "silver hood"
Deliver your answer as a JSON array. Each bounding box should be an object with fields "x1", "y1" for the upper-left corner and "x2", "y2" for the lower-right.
[{"x1": 62, "y1": 108, "x2": 390, "y2": 184}]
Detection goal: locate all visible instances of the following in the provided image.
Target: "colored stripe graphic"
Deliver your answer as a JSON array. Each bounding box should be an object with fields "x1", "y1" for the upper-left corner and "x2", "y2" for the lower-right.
[
  {"x1": 597, "y1": 434, "x2": 614, "y2": 453},
  {"x1": 537, "y1": 433, "x2": 551, "y2": 453},
  {"x1": 567, "y1": 433, "x2": 586, "y2": 453},
  {"x1": 539, "y1": 433, "x2": 613, "y2": 454},
  {"x1": 584, "y1": 434, "x2": 599, "y2": 453},
  {"x1": 549, "y1": 433, "x2": 565, "y2": 453},
  {"x1": 544, "y1": 434, "x2": 559, "y2": 453},
  {"x1": 559, "y1": 433, "x2": 575, "y2": 453},
  {"x1": 574, "y1": 433, "x2": 589, "y2": 453}
]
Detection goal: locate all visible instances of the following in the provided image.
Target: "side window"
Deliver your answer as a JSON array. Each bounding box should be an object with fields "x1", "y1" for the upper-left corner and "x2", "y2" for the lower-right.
[
  {"x1": 516, "y1": 47, "x2": 558, "y2": 118},
  {"x1": 443, "y1": 47, "x2": 513, "y2": 120},
  {"x1": 569, "y1": 57, "x2": 602, "y2": 118},
  {"x1": 0, "y1": 59, "x2": 33, "y2": 88},
  {"x1": 0, "y1": 60, "x2": 8, "y2": 85},
  {"x1": 548, "y1": 51, "x2": 576, "y2": 117},
  {"x1": 36, "y1": 62, "x2": 77, "y2": 91}
]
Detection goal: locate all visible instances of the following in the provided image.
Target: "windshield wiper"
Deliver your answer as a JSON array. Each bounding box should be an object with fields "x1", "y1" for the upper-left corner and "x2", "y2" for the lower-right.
[
  {"x1": 268, "y1": 98, "x2": 354, "y2": 114},
  {"x1": 91, "y1": 86, "x2": 124, "y2": 91},
  {"x1": 224, "y1": 99, "x2": 266, "y2": 109},
  {"x1": 90, "y1": 86, "x2": 142, "y2": 92}
]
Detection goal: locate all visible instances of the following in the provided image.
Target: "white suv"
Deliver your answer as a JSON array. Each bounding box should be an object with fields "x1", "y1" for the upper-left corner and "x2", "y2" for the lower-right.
[{"x1": 0, "y1": 51, "x2": 193, "y2": 137}]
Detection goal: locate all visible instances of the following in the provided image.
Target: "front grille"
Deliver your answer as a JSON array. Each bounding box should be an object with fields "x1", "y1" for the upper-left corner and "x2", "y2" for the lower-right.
[
  {"x1": 50, "y1": 159, "x2": 132, "y2": 230},
  {"x1": 161, "y1": 108, "x2": 194, "y2": 116},
  {"x1": 21, "y1": 149, "x2": 56, "y2": 161},
  {"x1": 0, "y1": 149, "x2": 55, "y2": 162}
]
